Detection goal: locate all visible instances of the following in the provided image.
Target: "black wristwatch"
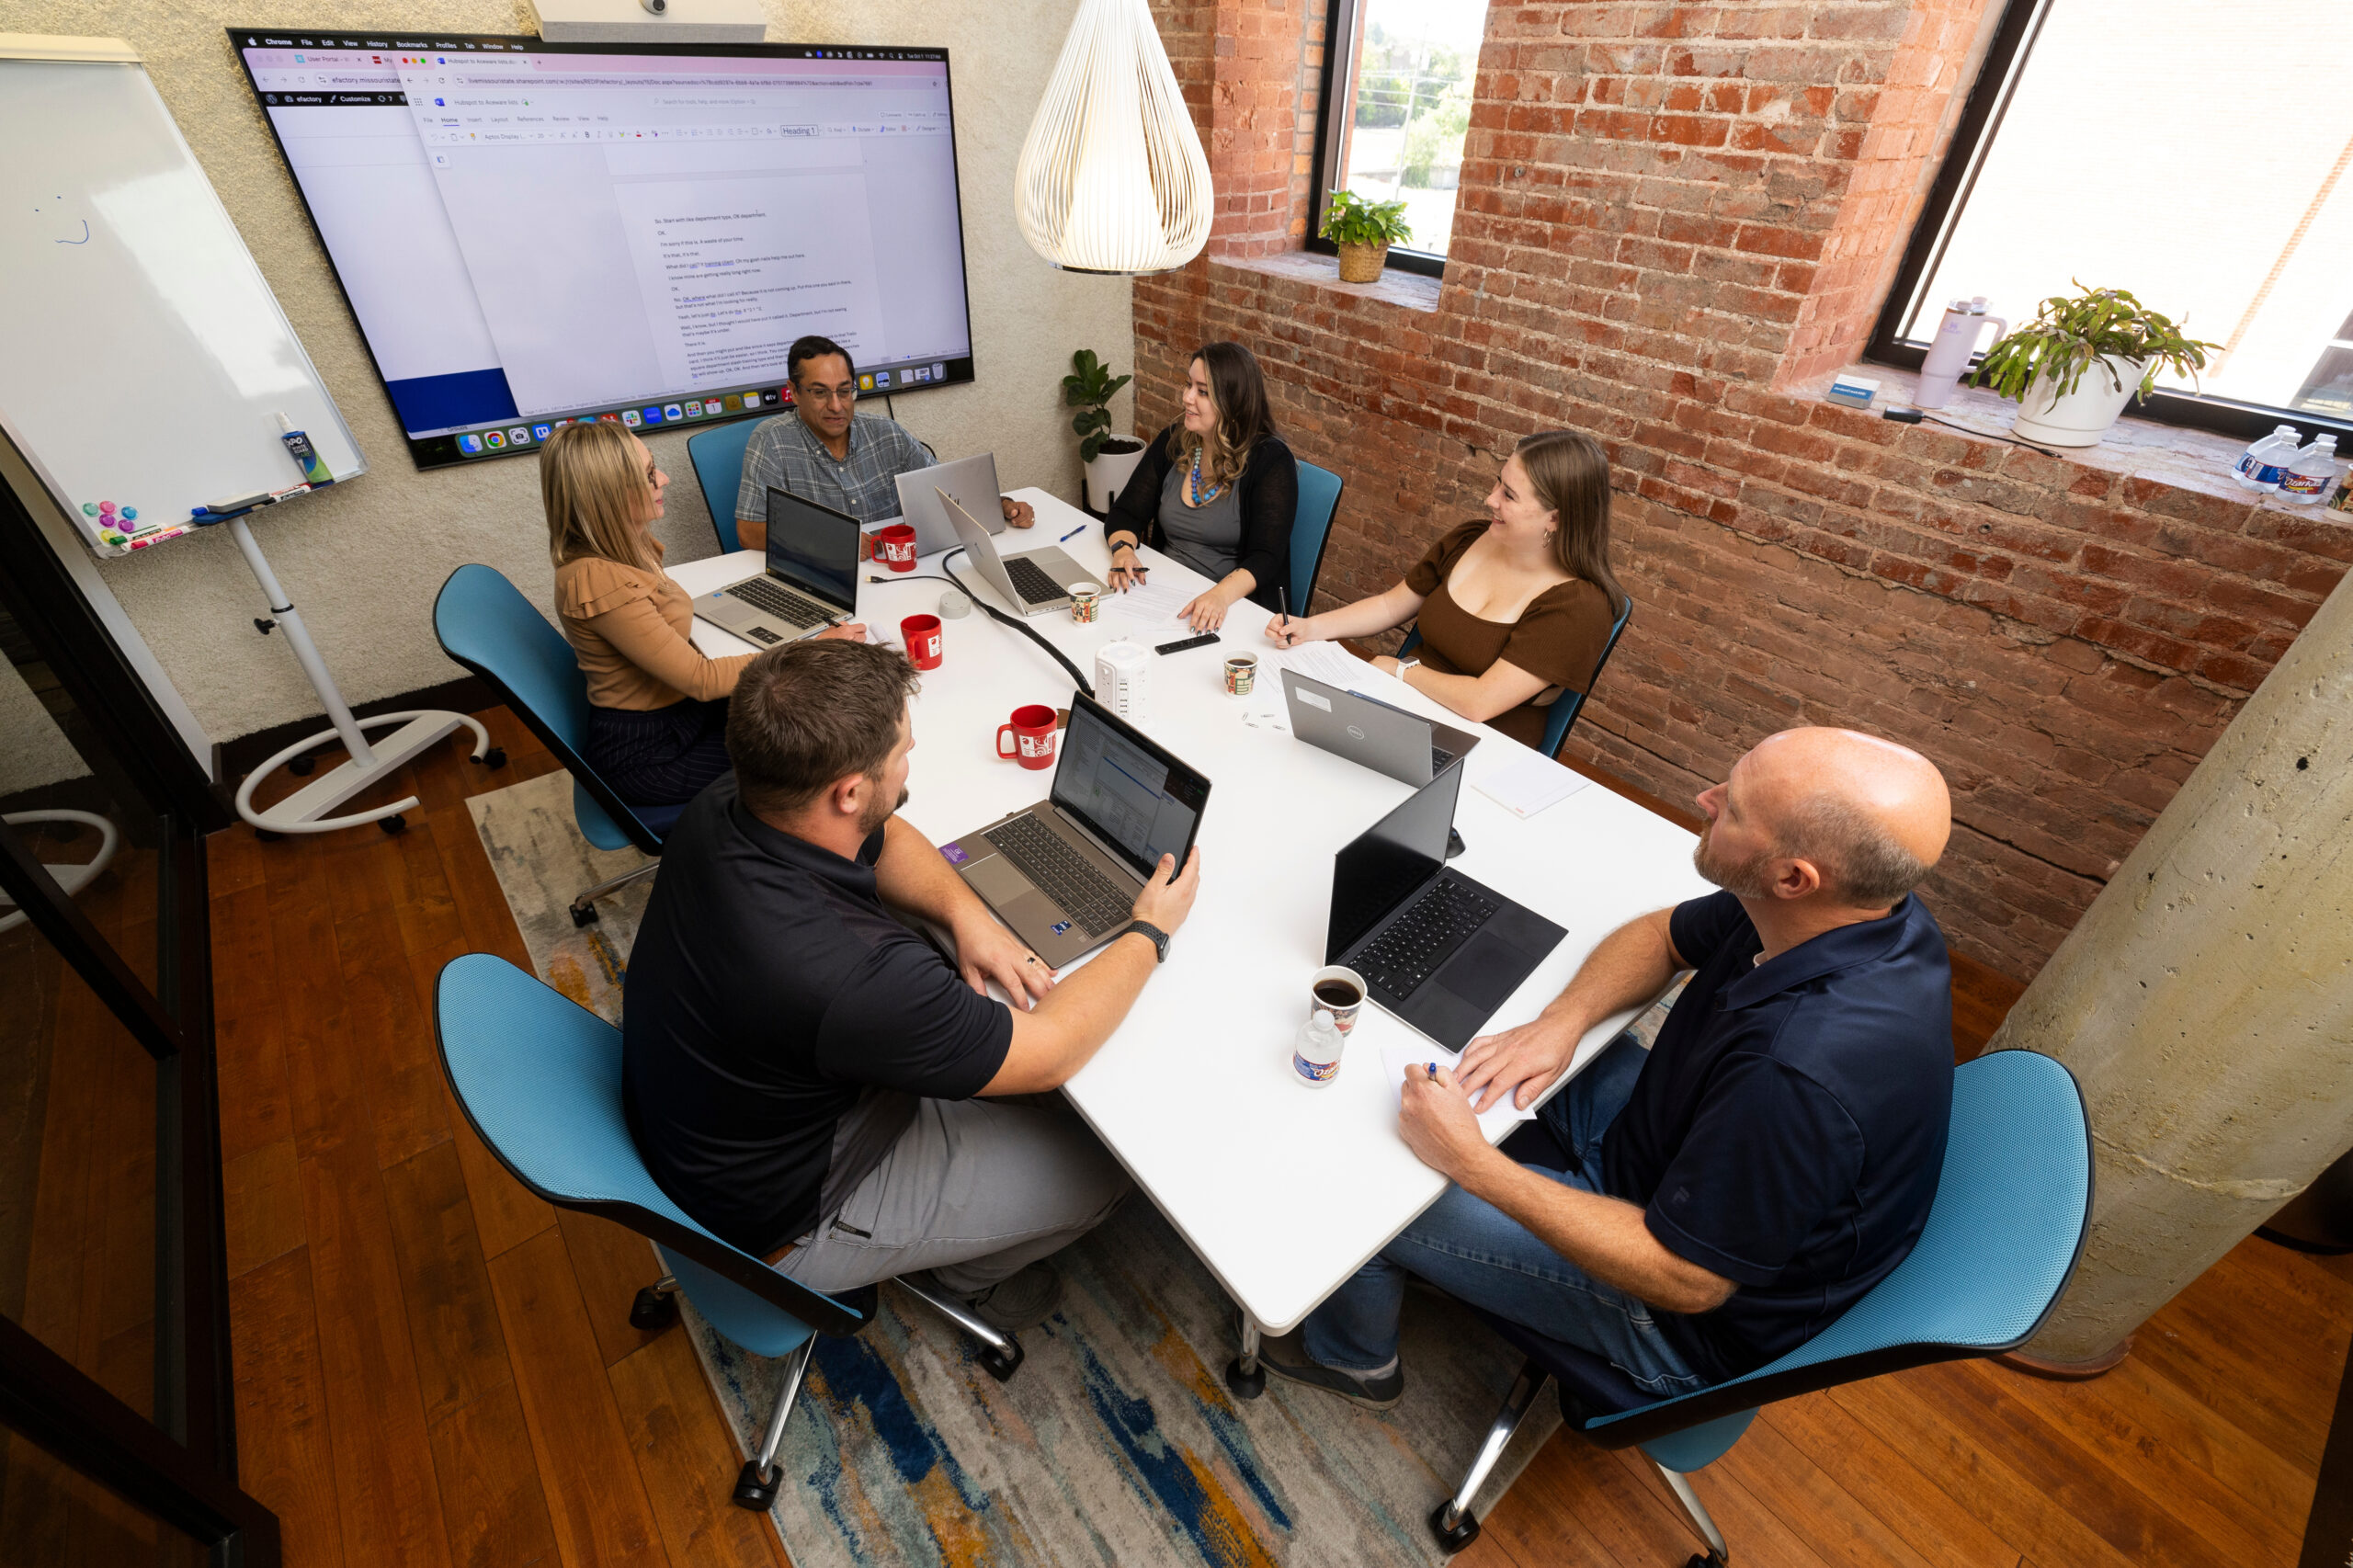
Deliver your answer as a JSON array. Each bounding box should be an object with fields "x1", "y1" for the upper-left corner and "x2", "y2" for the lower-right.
[{"x1": 1118, "y1": 920, "x2": 1171, "y2": 963}]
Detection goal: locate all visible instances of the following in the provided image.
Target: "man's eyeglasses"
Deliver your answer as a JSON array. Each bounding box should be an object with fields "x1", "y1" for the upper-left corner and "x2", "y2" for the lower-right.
[{"x1": 797, "y1": 381, "x2": 858, "y2": 406}]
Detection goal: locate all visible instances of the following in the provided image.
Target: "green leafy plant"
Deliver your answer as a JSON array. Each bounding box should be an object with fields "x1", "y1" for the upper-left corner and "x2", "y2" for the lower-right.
[
  {"x1": 1062, "y1": 348, "x2": 1134, "y2": 463},
  {"x1": 1321, "y1": 188, "x2": 1413, "y2": 249},
  {"x1": 1969, "y1": 282, "x2": 2221, "y2": 403}
]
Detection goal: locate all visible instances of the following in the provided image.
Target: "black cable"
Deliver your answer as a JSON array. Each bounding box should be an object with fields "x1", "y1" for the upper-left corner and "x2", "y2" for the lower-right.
[
  {"x1": 1920, "y1": 410, "x2": 2062, "y2": 459},
  {"x1": 864, "y1": 549, "x2": 1095, "y2": 697}
]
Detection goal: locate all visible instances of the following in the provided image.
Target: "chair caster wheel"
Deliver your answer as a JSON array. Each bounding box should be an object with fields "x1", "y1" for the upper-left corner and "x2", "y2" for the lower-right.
[
  {"x1": 628, "y1": 1287, "x2": 677, "y2": 1333},
  {"x1": 1224, "y1": 1357, "x2": 1267, "y2": 1399},
  {"x1": 380, "y1": 814, "x2": 406, "y2": 835},
  {"x1": 978, "y1": 1338, "x2": 1025, "y2": 1382},
  {"x1": 477, "y1": 746, "x2": 507, "y2": 769},
  {"x1": 1428, "y1": 1501, "x2": 1481, "y2": 1553},
  {"x1": 570, "y1": 902, "x2": 599, "y2": 928},
  {"x1": 731, "y1": 1460, "x2": 779, "y2": 1511},
  {"x1": 287, "y1": 754, "x2": 316, "y2": 777},
  {"x1": 254, "y1": 828, "x2": 283, "y2": 843}
]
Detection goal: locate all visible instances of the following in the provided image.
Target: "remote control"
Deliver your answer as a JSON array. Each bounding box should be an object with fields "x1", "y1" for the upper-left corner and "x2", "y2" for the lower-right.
[{"x1": 1155, "y1": 631, "x2": 1221, "y2": 655}]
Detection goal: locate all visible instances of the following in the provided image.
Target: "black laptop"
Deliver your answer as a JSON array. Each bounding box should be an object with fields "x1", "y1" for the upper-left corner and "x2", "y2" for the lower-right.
[{"x1": 1327, "y1": 760, "x2": 1566, "y2": 1049}]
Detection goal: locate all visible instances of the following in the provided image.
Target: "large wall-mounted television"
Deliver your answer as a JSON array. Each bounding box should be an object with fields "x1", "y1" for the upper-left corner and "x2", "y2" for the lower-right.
[{"x1": 229, "y1": 28, "x2": 976, "y2": 470}]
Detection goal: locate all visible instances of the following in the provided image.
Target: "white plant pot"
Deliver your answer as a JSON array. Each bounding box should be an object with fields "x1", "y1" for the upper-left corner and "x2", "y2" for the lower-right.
[
  {"x1": 1085, "y1": 440, "x2": 1148, "y2": 513},
  {"x1": 2008, "y1": 354, "x2": 2150, "y2": 448}
]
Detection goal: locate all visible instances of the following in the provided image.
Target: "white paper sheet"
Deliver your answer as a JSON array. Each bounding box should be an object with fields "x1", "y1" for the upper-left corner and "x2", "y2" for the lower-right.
[
  {"x1": 1378, "y1": 1036, "x2": 1538, "y2": 1138},
  {"x1": 1472, "y1": 750, "x2": 1592, "y2": 819},
  {"x1": 1101, "y1": 581, "x2": 1193, "y2": 631},
  {"x1": 1266, "y1": 640, "x2": 1377, "y2": 690}
]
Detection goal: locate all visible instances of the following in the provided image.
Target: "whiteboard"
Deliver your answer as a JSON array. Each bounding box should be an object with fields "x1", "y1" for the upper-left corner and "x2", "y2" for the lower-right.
[{"x1": 0, "y1": 39, "x2": 364, "y2": 556}]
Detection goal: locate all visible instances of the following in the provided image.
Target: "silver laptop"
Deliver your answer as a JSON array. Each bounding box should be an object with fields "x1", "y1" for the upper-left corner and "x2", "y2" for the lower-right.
[
  {"x1": 943, "y1": 691, "x2": 1212, "y2": 969},
  {"x1": 1281, "y1": 671, "x2": 1481, "y2": 785},
  {"x1": 938, "y1": 489, "x2": 1097, "y2": 616},
  {"x1": 697, "y1": 487, "x2": 860, "y2": 648},
  {"x1": 893, "y1": 452, "x2": 1006, "y2": 556}
]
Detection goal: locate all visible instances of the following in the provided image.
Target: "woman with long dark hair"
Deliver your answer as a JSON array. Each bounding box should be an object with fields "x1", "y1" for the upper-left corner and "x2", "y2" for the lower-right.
[
  {"x1": 1267, "y1": 430, "x2": 1627, "y2": 752},
  {"x1": 1104, "y1": 341, "x2": 1300, "y2": 631}
]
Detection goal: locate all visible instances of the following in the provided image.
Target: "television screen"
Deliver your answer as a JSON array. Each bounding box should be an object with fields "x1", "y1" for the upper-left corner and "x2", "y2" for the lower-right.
[{"x1": 228, "y1": 28, "x2": 976, "y2": 470}]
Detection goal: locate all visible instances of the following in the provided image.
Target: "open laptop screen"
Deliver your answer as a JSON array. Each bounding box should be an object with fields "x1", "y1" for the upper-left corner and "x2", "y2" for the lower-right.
[
  {"x1": 1051, "y1": 694, "x2": 1211, "y2": 881},
  {"x1": 1328, "y1": 761, "x2": 1462, "y2": 960},
  {"x1": 765, "y1": 486, "x2": 861, "y2": 614}
]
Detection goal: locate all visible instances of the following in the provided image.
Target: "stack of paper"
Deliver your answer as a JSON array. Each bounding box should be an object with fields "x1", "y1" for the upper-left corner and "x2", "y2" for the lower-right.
[
  {"x1": 1472, "y1": 751, "x2": 1592, "y2": 819},
  {"x1": 1266, "y1": 639, "x2": 1373, "y2": 689}
]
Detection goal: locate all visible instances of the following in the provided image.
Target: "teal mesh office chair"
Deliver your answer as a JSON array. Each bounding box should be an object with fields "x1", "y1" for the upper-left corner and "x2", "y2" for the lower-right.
[
  {"x1": 432, "y1": 564, "x2": 678, "y2": 927},
  {"x1": 1398, "y1": 595, "x2": 1633, "y2": 758},
  {"x1": 1290, "y1": 460, "x2": 1344, "y2": 613},
  {"x1": 688, "y1": 419, "x2": 762, "y2": 555},
  {"x1": 433, "y1": 953, "x2": 1026, "y2": 1511},
  {"x1": 1428, "y1": 1048, "x2": 2091, "y2": 1562}
]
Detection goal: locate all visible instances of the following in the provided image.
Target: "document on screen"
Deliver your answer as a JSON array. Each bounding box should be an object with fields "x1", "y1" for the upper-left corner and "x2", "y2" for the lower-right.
[{"x1": 615, "y1": 175, "x2": 888, "y2": 392}]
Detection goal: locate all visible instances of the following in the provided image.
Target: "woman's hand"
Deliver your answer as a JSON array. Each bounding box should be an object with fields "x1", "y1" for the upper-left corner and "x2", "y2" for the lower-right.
[
  {"x1": 1106, "y1": 541, "x2": 1149, "y2": 592},
  {"x1": 1180, "y1": 583, "x2": 1241, "y2": 631},
  {"x1": 816, "y1": 621, "x2": 869, "y2": 643},
  {"x1": 1265, "y1": 614, "x2": 1315, "y2": 649}
]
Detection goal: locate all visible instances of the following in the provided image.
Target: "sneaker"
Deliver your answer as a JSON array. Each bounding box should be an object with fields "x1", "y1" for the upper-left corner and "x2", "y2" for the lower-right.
[
  {"x1": 938, "y1": 1262, "x2": 1063, "y2": 1333},
  {"x1": 1257, "y1": 1330, "x2": 1404, "y2": 1411}
]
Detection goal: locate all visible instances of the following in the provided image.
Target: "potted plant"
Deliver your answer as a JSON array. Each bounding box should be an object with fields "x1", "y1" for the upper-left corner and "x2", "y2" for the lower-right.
[
  {"x1": 1063, "y1": 348, "x2": 1142, "y2": 513},
  {"x1": 1969, "y1": 282, "x2": 2220, "y2": 448},
  {"x1": 1322, "y1": 189, "x2": 1413, "y2": 283}
]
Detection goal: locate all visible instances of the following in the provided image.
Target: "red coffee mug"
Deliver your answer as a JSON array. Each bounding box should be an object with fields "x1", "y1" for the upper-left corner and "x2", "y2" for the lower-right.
[
  {"x1": 877, "y1": 523, "x2": 918, "y2": 573},
  {"x1": 901, "y1": 613, "x2": 943, "y2": 671},
  {"x1": 996, "y1": 703, "x2": 1058, "y2": 770}
]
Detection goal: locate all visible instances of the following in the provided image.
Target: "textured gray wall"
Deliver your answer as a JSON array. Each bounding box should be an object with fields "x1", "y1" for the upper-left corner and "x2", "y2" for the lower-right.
[{"x1": 32, "y1": 0, "x2": 1132, "y2": 744}]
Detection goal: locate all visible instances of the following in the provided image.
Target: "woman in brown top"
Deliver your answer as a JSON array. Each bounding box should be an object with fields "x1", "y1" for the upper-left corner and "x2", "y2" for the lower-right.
[
  {"x1": 546, "y1": 421, "x2": 865, "y2": 807},
  {"x1": 1266, "y1": 430, "x2": 1625, "y2": 752}
]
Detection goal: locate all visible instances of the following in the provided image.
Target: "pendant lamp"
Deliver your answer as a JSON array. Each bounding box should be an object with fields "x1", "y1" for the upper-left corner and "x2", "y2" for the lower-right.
[{"x1": 1014, "y1": 0, "x2": 1213, "y2": 275}]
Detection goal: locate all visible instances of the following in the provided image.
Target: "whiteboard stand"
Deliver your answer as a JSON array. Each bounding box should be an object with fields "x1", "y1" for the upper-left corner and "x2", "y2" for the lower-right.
[{"x1": 226, "y1": 519, "x2": 500, "y2": 836}]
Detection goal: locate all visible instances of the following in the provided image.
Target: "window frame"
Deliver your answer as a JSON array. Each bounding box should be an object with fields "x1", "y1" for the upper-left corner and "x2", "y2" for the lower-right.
[
  {"x1": 1865, "y1": 0, "x2": 2353, "y2": 445},
  {"x1": 1304, "y1": 0, "x2": 1449, "y2": 280}
]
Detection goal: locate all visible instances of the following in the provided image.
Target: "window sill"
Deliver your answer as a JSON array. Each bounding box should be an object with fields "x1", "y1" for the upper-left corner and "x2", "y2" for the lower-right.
[
  {"x1": 1809, "y1": 363, "x2": 2345, "y2": 515},
  {"x1": 1210, "y1": 249, "x2": 1443, "y2": 314}
]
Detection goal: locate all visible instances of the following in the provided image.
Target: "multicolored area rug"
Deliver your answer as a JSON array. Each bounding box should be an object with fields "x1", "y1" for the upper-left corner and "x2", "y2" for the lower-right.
[{"x1": 470, "y1": 771, "x2": 1565, "y2": 1566}]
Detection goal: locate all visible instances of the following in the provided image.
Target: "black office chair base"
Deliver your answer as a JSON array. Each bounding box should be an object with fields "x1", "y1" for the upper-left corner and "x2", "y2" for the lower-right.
[
  {"x1": 629, "y1": 1283, "x2": 679, "y2": 1333},
  {"x1": 1427, "y1": 1500, "x2": 1481, "y2": 1553},
  {"x1": 732, "y1": 1460, "x2": 780, "y2": 1511}
]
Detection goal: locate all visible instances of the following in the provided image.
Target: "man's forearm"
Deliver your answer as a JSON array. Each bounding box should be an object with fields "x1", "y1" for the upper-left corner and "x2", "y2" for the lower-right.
[
  {"x1": 982, "y1": 932, "x2": 1157, "y2": 1094},
  {"x1": 1458, "y1": 1150, "x2": 1732, "y2": 1313},
  {"x1": 1537, "y1": 908, "x2": 1682, "y2": 1041},
  {"x1": 872, "y1": 814, "x2": 990, "y2": 929}
]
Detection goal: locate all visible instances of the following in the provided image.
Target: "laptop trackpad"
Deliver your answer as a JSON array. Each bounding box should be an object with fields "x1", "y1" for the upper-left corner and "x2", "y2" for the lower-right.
[
  {"x1": 964, "y1": 854, "x2": 1033, "y2": 907},
  {"x1": 1436, "y1": 933, "x2": 1536, "y2": 1010}
]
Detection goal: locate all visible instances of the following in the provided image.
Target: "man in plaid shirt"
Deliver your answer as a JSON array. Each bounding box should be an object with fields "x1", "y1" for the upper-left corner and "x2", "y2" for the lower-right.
[{"x1": 733, "y1": 335, "x2": 1036, "y2": 551}]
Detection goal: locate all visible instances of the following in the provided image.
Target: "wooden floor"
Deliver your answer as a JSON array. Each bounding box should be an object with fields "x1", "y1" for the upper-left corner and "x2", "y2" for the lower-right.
[{"x1": 209, "y1": 707, "x2": 2347, "y2": 1568}]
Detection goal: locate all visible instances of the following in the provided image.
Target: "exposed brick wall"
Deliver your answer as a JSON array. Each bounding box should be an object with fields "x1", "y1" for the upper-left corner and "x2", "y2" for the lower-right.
[
  {"x1": 1208, "y1": 1, "x2": 1313, "y2": 256},
  {"x1": 1136, "y1": 0, "x2": 2353, "y2": 982}
]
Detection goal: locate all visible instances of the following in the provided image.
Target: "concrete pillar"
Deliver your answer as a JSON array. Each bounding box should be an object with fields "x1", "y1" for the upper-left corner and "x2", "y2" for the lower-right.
[{"x1": 1986, "y1": 566, "x2": 2353, "y2": 1364}]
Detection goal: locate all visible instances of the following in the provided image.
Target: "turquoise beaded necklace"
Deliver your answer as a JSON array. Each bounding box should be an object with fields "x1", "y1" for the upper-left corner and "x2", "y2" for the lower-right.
[{"x1": 1187, "y1": 445, "x2": 1227, "y2": 505}]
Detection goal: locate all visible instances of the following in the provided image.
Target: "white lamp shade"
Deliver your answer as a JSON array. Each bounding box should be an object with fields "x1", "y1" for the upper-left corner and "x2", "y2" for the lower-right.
[{"x1": 1015, "y1": 0, "x2": 1213, "y2": 275}]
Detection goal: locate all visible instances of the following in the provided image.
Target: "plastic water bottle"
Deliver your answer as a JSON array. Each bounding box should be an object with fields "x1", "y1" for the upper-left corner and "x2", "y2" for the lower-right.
[
  {"x1": 1291, "y1": 1009, "x2": 1344, "y2": 1087},
  {"x1": 2232, "y1": 425, "x2": 2303, "y2": 492},
  {"x1": 2279, "y1": 436, "x2": 2342, "y2": 506}
]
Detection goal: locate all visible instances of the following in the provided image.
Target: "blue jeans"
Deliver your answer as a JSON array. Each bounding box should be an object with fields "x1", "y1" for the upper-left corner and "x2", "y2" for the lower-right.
[{"x1": 1301, "y1": 1034, "x2": 1708, "y2": 1402}]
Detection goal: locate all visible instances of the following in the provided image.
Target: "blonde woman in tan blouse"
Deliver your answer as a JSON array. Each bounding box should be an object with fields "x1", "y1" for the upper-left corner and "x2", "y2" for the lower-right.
[{"x1": 547, "y1": 421, "x2": 865, "y2": 807}]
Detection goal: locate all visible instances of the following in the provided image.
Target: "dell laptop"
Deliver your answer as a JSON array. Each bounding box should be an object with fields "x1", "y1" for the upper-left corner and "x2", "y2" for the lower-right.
[
  {"x1": 698, "y1": 487, "x2": 861, "y2": 647},
  {"x1": 944, "y1": 690, "x2": 1212, "y2": 969},
  {"x1": 894, "y1": 452, "x2": 1006, "y2": 556},
  {"x1": 1281, "y1": 671, "x2": 1482, "y2": 786},
  {"x1": 1329, "y1": 760, "x2": 1565, "y2": 1049},
  {"x1": 938, "y1": 488, "x2": 1097, "y2": 616}
]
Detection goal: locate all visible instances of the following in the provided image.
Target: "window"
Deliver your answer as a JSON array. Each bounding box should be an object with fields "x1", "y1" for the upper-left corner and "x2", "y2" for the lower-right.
[
  {"x1": 1311, "y1": 0, "x2": 1487, "y2": 275},
  {"x1": 1870, "y1": 0, "x2": 2353, "y2": 441}
]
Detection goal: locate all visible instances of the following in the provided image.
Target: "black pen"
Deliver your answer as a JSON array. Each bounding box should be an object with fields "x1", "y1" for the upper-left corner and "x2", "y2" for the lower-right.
[{"x1": 1277, "y1": 585, "x2": 1290, "y2": 636}]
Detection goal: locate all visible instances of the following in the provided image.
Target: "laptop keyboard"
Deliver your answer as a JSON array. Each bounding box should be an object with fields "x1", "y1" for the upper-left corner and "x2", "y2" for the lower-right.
[
  {"x1": 726, "y1": 576, "x2": 829, "y2": 630},
  {"x1": 983, "y1": 816, "x2": 1131, "y2": 936},
  {"x1": 1433, "y1": 744, "x2": 1459, "y2": 772},
  {"x1": 1354, "y1": 875, "x2": 1499, "y2": 999},
  {"x1": 1002, "y1": 554, "x2": 1065, "y2": 606}
]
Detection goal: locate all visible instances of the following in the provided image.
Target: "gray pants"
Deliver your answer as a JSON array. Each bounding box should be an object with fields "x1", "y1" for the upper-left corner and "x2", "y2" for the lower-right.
[{"x1": 775, "y1": 1096, "x2": 1131, "y2": 1296}]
